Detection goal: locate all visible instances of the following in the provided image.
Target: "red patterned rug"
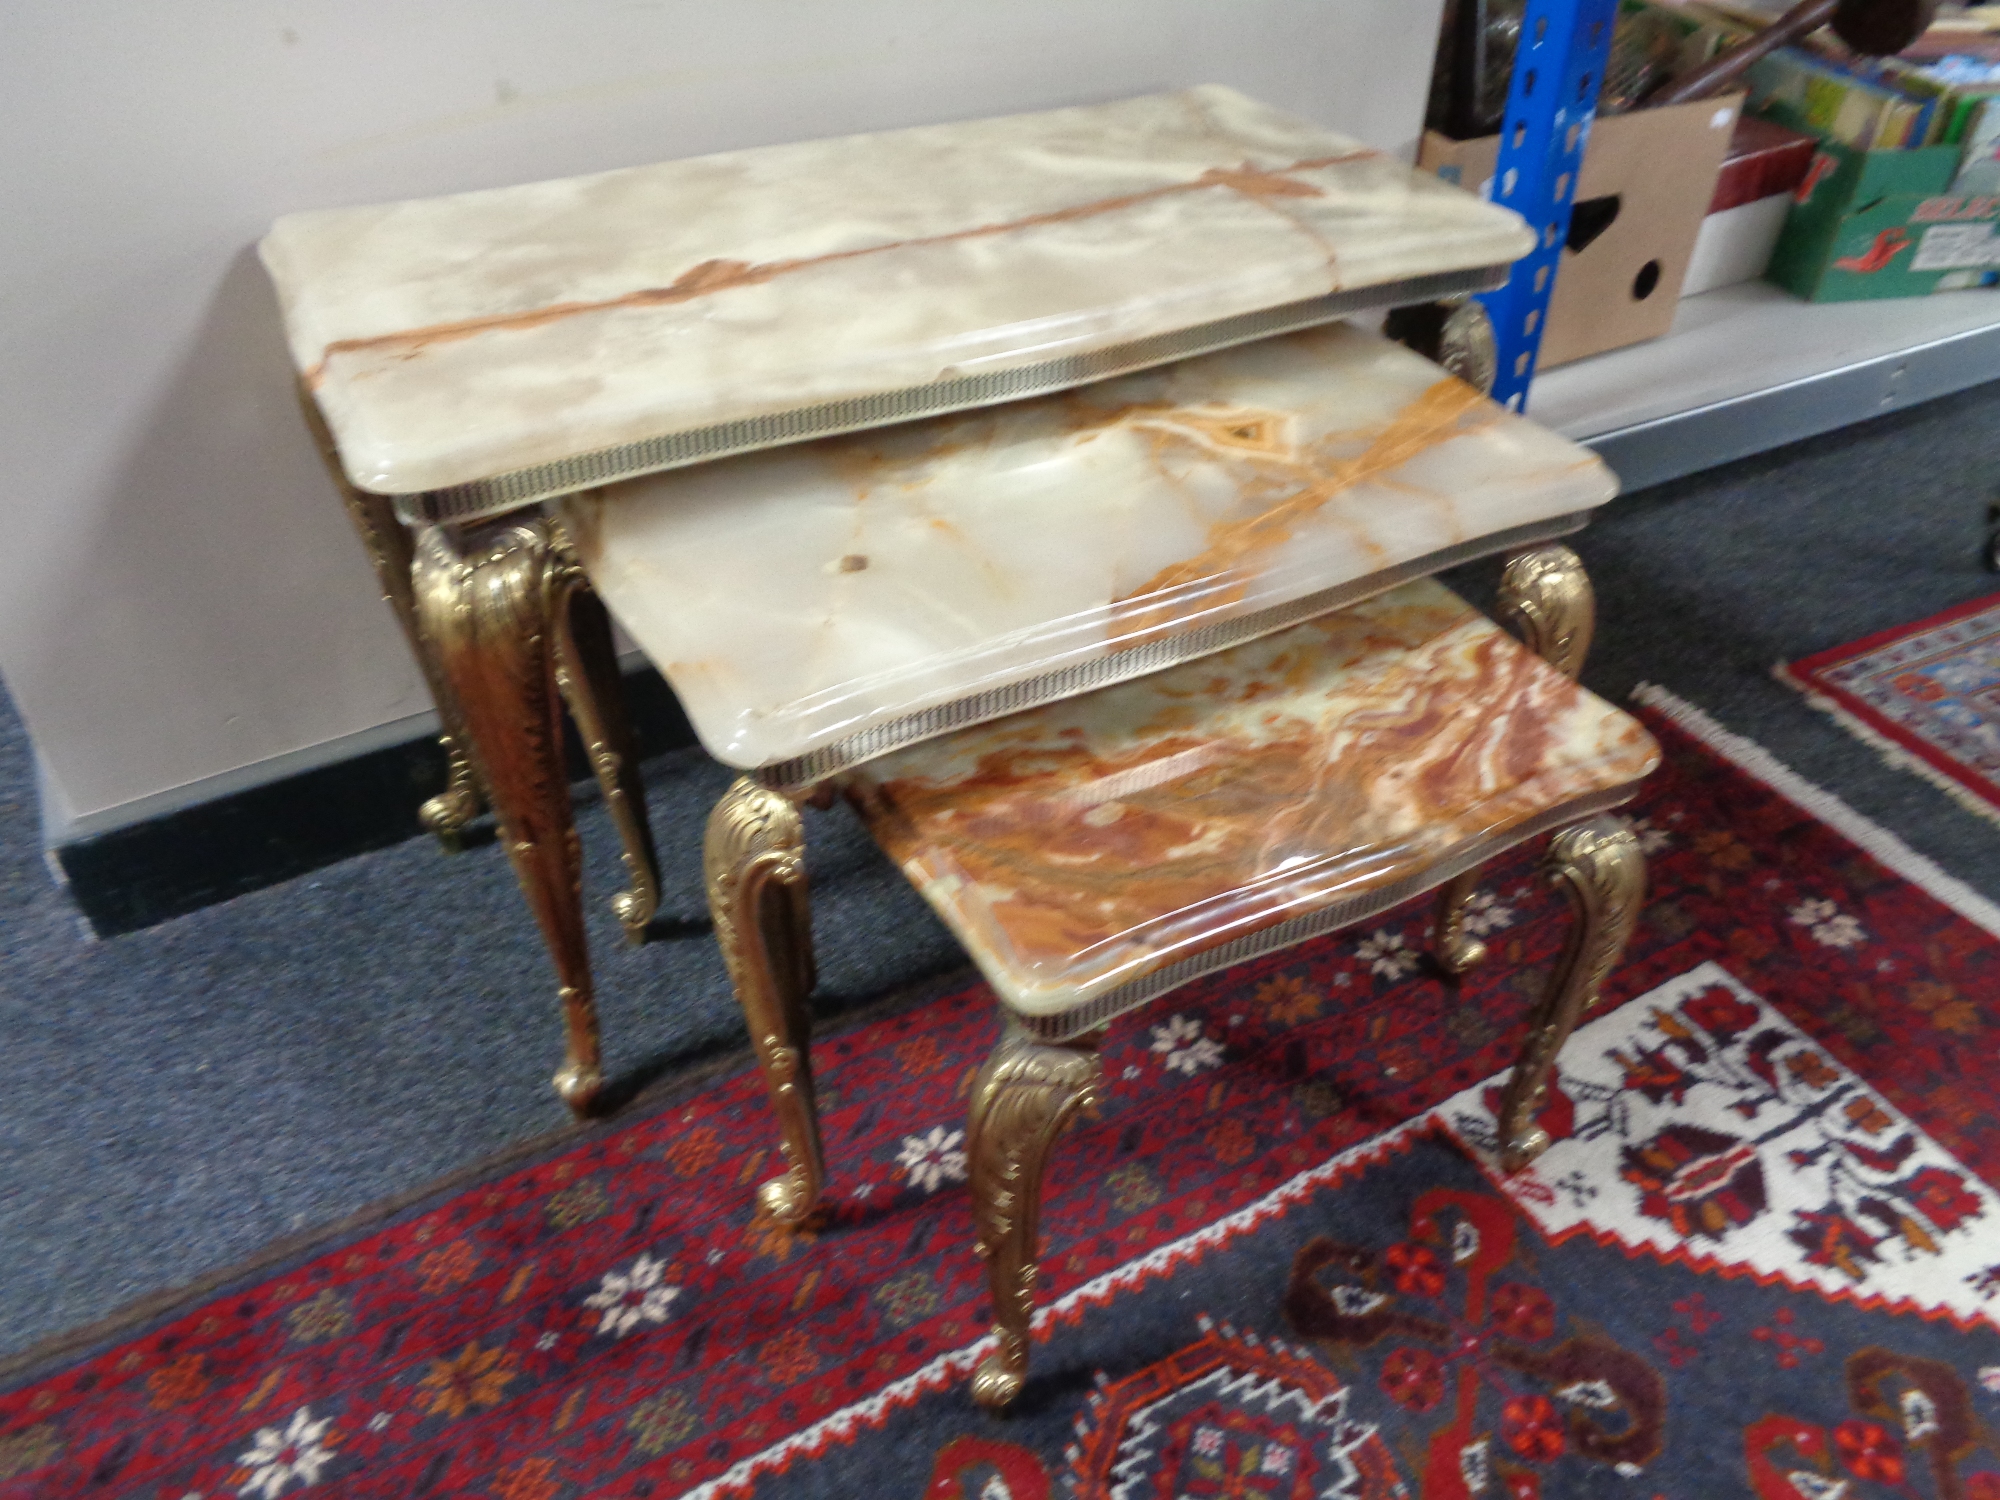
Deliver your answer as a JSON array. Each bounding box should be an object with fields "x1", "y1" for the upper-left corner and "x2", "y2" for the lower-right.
[
  {"x1": 5, "y1": 689, "x2": 2000, "y2": 1500},
  {"x1": 1780, "y1": 592, "x2": 2000, "y2": 824}
]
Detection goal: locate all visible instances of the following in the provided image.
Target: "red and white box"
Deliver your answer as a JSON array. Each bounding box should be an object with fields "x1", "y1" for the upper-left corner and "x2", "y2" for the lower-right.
[{"x1": 1683, "y1": 114, "x2": 1819, "y2": 295}]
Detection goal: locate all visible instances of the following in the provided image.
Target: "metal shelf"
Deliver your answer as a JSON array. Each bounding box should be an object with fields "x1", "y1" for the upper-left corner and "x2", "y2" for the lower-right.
[{"x1": 1528, "y1": 281, "x2": 2000, "y2": 492}]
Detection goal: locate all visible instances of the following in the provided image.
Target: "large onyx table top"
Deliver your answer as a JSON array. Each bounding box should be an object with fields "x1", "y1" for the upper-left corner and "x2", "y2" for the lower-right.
[
  {"x1": 569, "y1": 324, "x2": 1614, "y2": 779},
  {"x1": 262, "y1": 87, "x2": 1531, "y2": 516}
]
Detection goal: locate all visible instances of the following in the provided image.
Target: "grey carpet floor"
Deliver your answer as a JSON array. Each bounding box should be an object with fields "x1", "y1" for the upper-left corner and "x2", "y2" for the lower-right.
[{"x1": 1, "y1": 374, "x2": 1996, "y2": 1363}]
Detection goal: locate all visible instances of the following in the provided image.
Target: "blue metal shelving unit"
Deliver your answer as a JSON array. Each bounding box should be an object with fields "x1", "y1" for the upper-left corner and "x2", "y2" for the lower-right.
[{"x1": 1478, "y1": 0, "x2": 1624, "y2": 410}]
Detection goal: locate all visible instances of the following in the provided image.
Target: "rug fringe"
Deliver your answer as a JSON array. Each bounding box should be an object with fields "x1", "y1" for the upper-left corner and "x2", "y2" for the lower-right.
[
  {"x1": 1771, "y1": 661, "x2": 2000, "y2": 833},
  {"x1": 1630, "y1": 682, "x2": 2000, "y2": 941}
]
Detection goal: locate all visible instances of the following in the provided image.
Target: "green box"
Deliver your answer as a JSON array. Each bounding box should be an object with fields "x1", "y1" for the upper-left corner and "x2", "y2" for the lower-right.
[{"x1": 1759, "y1": 103, "x2": 2000, "y2": 301}]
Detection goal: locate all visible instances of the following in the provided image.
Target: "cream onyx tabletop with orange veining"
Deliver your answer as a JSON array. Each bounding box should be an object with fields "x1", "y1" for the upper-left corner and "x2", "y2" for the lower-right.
[
  {"x1": 844, "y1": 579, "x2": 1660, "y2": 1018},
  {"x1": 260, "y1": 86, "x2": 1531, "y2": 504},
  {"x1": 567, "y1": 324, "x2": 1617, "y2": 775}
]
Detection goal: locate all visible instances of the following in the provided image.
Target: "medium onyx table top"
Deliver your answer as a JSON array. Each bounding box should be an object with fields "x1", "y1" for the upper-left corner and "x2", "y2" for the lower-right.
[
  {"x1": 569, "y1": 323, "x2": 1616, "y2": 777},
  {"x1": 845, "y1": 578, "x2": 1660, "y2": 1020},
  {"x1": 261, "y1": 86, "x2": 1531, "y2": 511}
]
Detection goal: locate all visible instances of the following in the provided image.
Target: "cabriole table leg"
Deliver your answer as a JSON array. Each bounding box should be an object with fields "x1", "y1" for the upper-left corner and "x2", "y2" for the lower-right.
[
  {"x1": 1433, "y1": 542, "x2": 1599, "y2": 969},
  {"x1": 1495, "y1": 817, "x2": 1645, "y2": 1173},
  {"x1": 299, "y1": 386, "x2": 487, "y2": 844},
  {"x1": 550, "y1": 522, "x2": 661, "y2": 944},
  {"x1": 343, "y1": 488, "x2": 485, "y2": 841},
  {"x1": 706, "y1": 777, "x2": 823, "y2": 1224},
  {"x1": 966, "y1": 1020, "x2": 1102, "y2": 1411},
  {"x1": 414, "y1": 517, "x2": 605, "y2": 1118},
  {"x1": 1495, "y1": 542, "x2": 1595, "y2": 678},
  {"x1": 1431, "y1": 867, "x2": 1492, "y2": 975}
]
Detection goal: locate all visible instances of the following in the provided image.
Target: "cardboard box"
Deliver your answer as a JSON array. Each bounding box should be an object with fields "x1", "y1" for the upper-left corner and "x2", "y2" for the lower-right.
[
  {"x1": 1759, "y1": 102, "x2": 2000, "y2": 299},
  {"x1": 1684, "y1": 195, "x2": 1796, "y2": 293},
  {"x1": 1421, "y1": 96, "x2": 1740, "y2": 367},
  {"x1": 1683, "y1": 113, "x2": 1818, "y2": 295},
  {"x1": 1710, "y1": 115, "x2": 1820, "y2": 208}
]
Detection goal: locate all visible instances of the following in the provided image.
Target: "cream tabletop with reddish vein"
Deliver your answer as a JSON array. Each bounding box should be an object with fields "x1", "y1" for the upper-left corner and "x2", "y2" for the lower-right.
[
  {"x1": 568, "y1": 324, "x2": 1617, "y2": 774},
  {"x1": 844, "y1": 579, "x2": 1661, "y2": 1016},
  {"x1": 260, "y1": 86, "x2": 1532, "y2": 501}
]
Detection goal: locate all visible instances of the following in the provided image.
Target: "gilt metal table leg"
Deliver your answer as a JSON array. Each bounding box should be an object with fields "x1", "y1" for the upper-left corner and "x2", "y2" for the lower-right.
[
  {"x1": 1496, "y1": 817, "x2": 1644, "y2": 1173},
  {"x1": 1385, "y1": 295, "x2": 1499, "y2": 395},
  {"x1": 341, "y1": 492, "x2": 486, "y2": 841},
  {"x1": 1495, "y1": 543, "x2": 1595, "y2": 678},
  {"x1": 1432, "y1": 542, "x2": 1599, "y2": 970},
  {"x1": 550, "y1": 524, "x2": 660, "y2": 944},
  {"x1": 966, "y1": 1020, "x2": 1102, "y2": 1411},
  {"x1": 301, "y1": 385, "x2": 485, "y2": 843},
  {"x1": 414, "y1": 518, "x2": 604, "y2": 1118},
  {"x1": 1432, "y1": 867, "x2": 1491, "y2": 974},
  {"x1": 706, "y1": 777, "x2": 823, "y2": 1224}
]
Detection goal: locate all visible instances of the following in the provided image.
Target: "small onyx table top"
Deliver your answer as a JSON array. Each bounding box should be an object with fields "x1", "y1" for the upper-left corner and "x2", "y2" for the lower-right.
[
  {"x1": 845, "y1": 578, "x2": 1661, "y2": 1029},
  {"x1": 569, "y1": 324, "x2": 1616, "y2": 780},
  {"x1": 261, "y1": 87, "x2": 1531, "y2": 517}
]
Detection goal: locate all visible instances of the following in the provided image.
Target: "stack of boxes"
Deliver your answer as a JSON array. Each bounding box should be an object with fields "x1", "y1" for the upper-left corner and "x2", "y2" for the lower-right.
[
  {"x1": 1747, "y1": 29, "x2": 2000, "y2": 296},
  {"x1": 1421, "y1": 0, "x2": 2000, "y2": 342}
]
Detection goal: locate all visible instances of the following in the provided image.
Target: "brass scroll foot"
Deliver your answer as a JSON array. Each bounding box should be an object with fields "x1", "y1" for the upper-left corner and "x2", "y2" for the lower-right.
[
  {"x1": 706, "y1": 777, "x2": 823, "y2": 1224},
  {"x1": 552, "y1": 984, "x2": 606, "y2": 1115},
  {"x1": 1496, "y1": 544, "x2": 1596, "y2": 681},
  {"x1": 966, "y1": 1021, "x2": 1101, "y2": 1411},
  {"x1": 550, "y1": 523, "x2": 661, "y2": 945},
  {"x1": 419, "y1": 737, "x2": 484, "y2": 842},
  {"x1": 1496, "y1": 818, "x2": 1644, "y2": 1173},
  {"x1": 414, "y1": 517, "x2": 604, "y2": 1119},
  {"x1": 1431, "y1": 867, "x2": 1490, "y2": 975}
]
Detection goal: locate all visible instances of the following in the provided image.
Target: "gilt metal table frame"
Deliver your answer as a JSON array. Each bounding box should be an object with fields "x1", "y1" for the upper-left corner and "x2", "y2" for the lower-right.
[
  {"x1": 704, "y1": 543, "x2": 1610, "y2": 1215},
  {"x1": 310, "y1": 267, "x2": 1525, "y2": 1121},
  {"x1": 705, "y1": 540, "x2": 1648, "y2": 1409},
  {"x1": 296, "y1": 0, "x2": 1639, "y2": 1118},
  {"x1": 309, "y1": 391, "x2": 664, "y2": 1118}
]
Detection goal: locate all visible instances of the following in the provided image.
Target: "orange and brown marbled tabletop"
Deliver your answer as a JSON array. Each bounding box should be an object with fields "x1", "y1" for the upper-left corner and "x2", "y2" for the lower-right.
[{"x1": 845, "y1": 579, "x2": 1659, "y2": 1018}]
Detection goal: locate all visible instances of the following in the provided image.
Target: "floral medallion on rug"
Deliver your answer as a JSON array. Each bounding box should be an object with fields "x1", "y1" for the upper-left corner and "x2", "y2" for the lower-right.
[
  {"x1": 1780, "y1": 592, "x2": 2000, "y2": 821},
  {"x1": 4, "y1": 694, "x2": 2000, "y2": 1500}
]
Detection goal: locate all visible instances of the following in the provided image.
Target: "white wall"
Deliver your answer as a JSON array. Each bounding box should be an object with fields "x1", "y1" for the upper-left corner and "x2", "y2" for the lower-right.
[{"x1": 0, "y1": 0, "x2": 1444, "y2": 840}]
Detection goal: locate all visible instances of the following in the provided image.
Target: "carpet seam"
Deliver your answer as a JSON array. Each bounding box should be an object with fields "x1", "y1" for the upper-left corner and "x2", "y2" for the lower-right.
[
  {"x1": 0, "y1": 1075, "x2": 694, "y2": 1390},
  {"x1": 1630, "y1": 681, "x2": 2000, "y2": 939},
  {"x1": 0, "y1": 964, "x2": 979, "y2": 1389},
  {"x1": 1771, "y1": 660, "x2": 2000, "y2": 832}
]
